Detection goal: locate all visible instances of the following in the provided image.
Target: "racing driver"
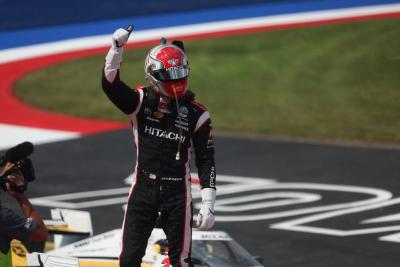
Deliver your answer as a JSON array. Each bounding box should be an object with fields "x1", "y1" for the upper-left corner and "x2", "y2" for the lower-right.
[{"x1": 102, "y1": 27, "x2": 217, "y2": 267}]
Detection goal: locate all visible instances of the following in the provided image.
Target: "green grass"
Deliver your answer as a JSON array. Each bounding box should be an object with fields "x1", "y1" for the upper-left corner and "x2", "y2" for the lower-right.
[{"x1": 15, "y1": 18, "x2": 400, "y2": 144}]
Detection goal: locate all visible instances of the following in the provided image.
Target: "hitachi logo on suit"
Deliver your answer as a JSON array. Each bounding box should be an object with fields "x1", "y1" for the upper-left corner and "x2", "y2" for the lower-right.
[{"x1": 144, "y1": 126, "x2": 186, "y2": 142}]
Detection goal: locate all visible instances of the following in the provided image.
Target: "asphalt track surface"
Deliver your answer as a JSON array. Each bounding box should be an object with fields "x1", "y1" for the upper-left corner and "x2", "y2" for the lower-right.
[{"x1": 2, "y1": 130, "x2": 400, "y2": 267}]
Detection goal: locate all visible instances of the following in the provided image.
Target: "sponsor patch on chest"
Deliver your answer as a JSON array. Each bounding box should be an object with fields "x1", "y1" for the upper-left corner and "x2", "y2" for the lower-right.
[
  {"x1": 144, "y1": 126, "x2": 186, "y2": 142},
  {"x1": 146, "y1": 116, "x2": 160, "y2": 123}
]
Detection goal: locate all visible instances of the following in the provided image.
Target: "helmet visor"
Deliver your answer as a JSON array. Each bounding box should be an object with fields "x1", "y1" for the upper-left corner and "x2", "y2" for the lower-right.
[{"x1": 153, "y1": 67, "x2": 189, "y2": 81}]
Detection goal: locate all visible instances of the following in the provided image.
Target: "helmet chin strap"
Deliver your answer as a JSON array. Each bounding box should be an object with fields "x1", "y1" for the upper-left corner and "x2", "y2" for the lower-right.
[
  {"x1": 149, "y1": 76, "x2": 169, "y2": 98},
  {"x1": 173, "y1": 88, "x2": 183, "y2": 161}
]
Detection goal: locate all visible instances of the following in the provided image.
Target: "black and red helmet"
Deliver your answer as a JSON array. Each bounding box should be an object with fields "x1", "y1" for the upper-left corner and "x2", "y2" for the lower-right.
[{"x1": 145, "y1": 39, "x2": 189, "y2": 98}]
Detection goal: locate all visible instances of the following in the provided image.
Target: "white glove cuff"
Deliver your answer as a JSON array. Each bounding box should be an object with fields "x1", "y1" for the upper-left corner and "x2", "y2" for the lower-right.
[
  {"x1": 201, "y1": 188, "x2": 216, "y2": 205},
  {"x1": 105, "y1": 46, "x2": 123, "y2": 67},
  {"x1": 104, "y1": 47, "x2": 123, "y2": 83}
]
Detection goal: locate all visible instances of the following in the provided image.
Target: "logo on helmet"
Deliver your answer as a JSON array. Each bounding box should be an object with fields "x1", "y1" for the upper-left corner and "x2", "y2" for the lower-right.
[{"x1": 167, "y1": 59, "x2": 179, "y2": 66}]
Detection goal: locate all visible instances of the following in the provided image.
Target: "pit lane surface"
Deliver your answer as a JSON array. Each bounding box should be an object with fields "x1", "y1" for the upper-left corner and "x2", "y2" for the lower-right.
[{"x1": 2, "y1": 131, "x2": 400, "y2": 267}]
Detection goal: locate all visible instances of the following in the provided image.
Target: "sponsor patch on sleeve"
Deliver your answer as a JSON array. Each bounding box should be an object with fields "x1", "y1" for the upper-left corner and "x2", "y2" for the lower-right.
[{"x1": 24, "y1": 218, "x2": 34, "y2": 230}]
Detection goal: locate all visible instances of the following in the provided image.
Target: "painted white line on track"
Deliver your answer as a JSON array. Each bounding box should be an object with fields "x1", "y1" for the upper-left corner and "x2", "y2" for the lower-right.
[
  {"x1": 203, "y1": 192, "x2": 321, "y2": 212},
  {"x1": 362, "y1": 212, "x2": 400, "y2": 224},
  {"x1": 271, "y1": 197, "x2": 400, "y2": 236},
  {"x1": 0, "y1": 123, "x2": 80, "y2": 150},
  {"x1": 30, "y1": 174, "x2": 400, "y2": 244},
  {"x1": 380, "y1": 232, "x2": 400, "y2": 243}
]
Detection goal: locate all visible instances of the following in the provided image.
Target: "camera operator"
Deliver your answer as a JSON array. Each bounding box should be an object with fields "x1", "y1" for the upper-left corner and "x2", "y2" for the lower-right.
[{"x1": 0, "y1": 145, "x2": 47, "y2": 265}]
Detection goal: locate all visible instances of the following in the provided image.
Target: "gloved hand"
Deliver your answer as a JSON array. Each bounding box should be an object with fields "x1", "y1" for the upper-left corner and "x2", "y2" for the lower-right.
[
  {"x1": 105, "y1": 26, "x2": 133, "y2": 82},
  {"x1": 112, "y1": 26, "x2": 133, "y2": 48},
  {"x1": 196, "y1": 188, "x2": 216, "y2": 230}
]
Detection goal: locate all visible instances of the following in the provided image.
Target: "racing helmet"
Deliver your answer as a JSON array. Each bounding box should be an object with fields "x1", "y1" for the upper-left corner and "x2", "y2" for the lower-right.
[{"x1": 144, "y1": 39, "x2": 189, "y2": 98}]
